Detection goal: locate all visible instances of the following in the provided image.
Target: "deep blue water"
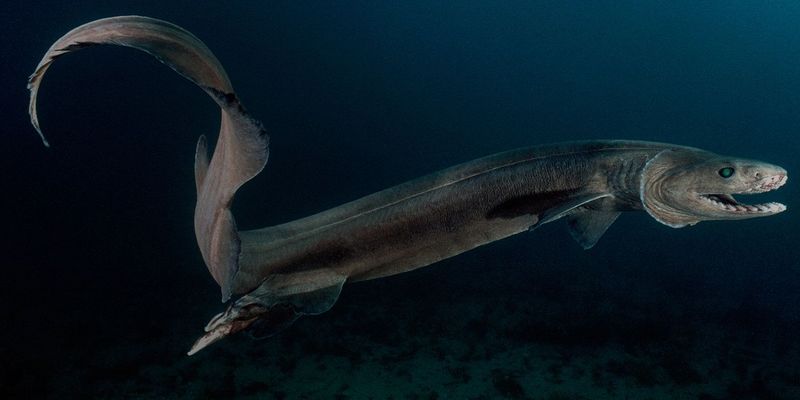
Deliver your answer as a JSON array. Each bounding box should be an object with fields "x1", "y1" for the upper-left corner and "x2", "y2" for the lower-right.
[{"x1": 3, "y1": 1, "x2": 800, "y2": 398}]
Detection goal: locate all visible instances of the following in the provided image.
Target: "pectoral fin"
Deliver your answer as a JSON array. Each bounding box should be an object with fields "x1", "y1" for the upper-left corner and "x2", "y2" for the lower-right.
[
  {"x1": 534, "y1": 193, "x2": 612, "y2": 227},
  {"x1": 565, "y1": 209, "x2": 620, "y2": 249}
]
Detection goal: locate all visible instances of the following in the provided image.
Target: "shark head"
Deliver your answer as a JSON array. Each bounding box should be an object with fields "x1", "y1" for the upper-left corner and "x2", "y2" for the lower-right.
[{"x1": 640, "y1": 149, "x2": 787, "y2": 228}]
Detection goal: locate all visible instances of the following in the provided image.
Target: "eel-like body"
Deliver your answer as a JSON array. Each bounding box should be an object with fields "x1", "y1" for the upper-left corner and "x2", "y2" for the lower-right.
[{"x1": 28, "y1": 16, "x2": 788, "y2": 355}]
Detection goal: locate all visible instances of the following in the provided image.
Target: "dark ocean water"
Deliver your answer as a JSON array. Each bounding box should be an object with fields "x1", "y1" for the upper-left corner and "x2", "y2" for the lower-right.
[{"x1": 3, "y1": 1, "x2": 800, "y2": 398}]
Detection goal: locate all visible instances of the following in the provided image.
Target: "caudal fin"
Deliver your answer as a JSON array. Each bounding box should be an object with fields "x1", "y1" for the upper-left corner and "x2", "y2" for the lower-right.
[{"x1": 28, "y1": 16, "x2": 269, "y2": 301}]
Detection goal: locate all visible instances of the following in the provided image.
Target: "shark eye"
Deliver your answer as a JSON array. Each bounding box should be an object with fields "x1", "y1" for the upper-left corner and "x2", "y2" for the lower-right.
[{"x1": 718, "y1": 167, "x2": 735, "y2": 178}]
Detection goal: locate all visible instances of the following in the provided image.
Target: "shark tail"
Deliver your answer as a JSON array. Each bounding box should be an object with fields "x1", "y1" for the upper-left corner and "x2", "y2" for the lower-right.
[{"x1": 27, "y1": 15, "x2": 269, "y2": 302}]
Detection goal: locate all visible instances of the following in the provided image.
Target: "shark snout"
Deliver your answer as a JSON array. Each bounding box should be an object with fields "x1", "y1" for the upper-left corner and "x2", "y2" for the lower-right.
[
  {"x1": 742, "y1": 164, "x2": 787, "y2": 193},
  {"x1": 754, "y1": 165, "x2": 787, "y2": 192},
  {"x1": 757, "y1": 172, "x2": 787, "y2": 192}
]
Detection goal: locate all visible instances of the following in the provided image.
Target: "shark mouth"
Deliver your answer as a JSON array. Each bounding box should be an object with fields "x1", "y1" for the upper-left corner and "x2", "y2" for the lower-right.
[{"x1": 699, "y1": 174, "x2": 788, "y2": 214}]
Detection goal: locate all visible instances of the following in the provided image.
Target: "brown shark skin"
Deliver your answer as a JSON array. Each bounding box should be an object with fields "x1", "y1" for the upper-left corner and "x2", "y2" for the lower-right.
[
  {"x1": 28, "y1": 16, "x2": 269, "y2": 302},
  {"x1": 234, "y1": 142, "x2": 666, "y2": 290},
  {"x1": 29, "y1": 17, "x2": 787, "y2": 354}
]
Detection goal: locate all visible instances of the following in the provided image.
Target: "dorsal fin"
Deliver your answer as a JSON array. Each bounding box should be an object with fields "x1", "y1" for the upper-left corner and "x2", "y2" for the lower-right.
[
  {"x1": 565, "y1": 209, "x2": 620, "y2": 249},
  {"x1": 194, "y1": 134, "x2": 210, "y2": 194}
]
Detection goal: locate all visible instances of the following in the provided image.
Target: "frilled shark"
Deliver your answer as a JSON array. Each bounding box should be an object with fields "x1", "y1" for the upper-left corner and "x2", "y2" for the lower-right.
[{"x1": 28, "y1": 16, "x2": 788, "y2": 355}]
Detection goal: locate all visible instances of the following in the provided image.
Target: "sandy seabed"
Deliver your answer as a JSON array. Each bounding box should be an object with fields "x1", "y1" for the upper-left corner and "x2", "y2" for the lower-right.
[{"x1": 4, "y1": 239, "x2": 800, "y2": 400}]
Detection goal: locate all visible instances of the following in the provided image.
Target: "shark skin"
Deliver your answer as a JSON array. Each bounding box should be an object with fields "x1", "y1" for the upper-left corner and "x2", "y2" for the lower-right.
[{"x1": 28, "y1": 16, "x2": 788, "y2": 355}]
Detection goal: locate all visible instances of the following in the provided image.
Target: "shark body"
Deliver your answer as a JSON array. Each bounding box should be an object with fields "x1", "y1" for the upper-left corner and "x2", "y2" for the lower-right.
[{"x1": 27, "y1": 16, "x2": 788, "y2": 355}]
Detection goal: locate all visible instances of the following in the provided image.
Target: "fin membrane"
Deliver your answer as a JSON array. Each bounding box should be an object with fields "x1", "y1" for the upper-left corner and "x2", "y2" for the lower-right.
[
  {"x1": 247, "y1": 304, "x2": 300, "y2": 339},
  {"x1": 245, "y1": 274, "x2": 346, "y2": 339},
  {"x1": 534, "y1": 193, "x2": 612, "y2": 226},
  {"x1": 28, "y1": 16, "x2": 270, "y2": 302},
  {"x1": 565, "y1": 209, "x2": 620, "y2": 249}
]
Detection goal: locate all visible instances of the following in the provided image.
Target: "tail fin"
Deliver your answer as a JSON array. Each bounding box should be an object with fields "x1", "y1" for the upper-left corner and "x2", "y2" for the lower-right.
[{"x1": 28, "y1": 16, "x2": 269, "y2": 301}]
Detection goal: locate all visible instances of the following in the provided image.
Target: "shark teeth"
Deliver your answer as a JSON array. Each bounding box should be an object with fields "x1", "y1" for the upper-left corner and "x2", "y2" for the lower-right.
[
  {"x1": 698, "y1": 172, "x2": 787, "y2": 214},
  {"x1": 700, "y1": 194, "x2": 786, "y2": 213}
]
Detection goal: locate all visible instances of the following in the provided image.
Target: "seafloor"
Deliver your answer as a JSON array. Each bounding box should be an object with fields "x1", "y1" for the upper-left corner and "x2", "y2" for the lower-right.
[{"x1": 6, "y1": 230, "x2": 799, "y2": 400}]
